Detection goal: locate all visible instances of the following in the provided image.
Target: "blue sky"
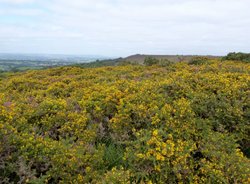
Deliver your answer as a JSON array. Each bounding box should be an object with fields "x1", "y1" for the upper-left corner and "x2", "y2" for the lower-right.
[{"x1": 0, "y1": 0, "x2": 250, "y2": 57}]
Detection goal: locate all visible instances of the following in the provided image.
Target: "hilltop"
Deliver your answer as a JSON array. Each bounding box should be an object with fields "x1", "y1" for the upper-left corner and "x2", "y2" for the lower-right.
[
  {"x1": 75, "y1": 54, "x2": 222, "y2": 68},
  {"x1": 123, "y1": 54, "x2": 221, "y2": 63}
]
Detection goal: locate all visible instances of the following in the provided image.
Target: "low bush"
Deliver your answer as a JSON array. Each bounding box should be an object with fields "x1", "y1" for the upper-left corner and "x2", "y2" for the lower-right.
[
  {"x1": 189, "y1": 56, "x2": 210, "y2": 65},
  {"x1": 0, "y1": 60, "x2": 249, "y2": 183},
  {"x1": 222, "y1": 52, "x2": 250, "y2": 63}
]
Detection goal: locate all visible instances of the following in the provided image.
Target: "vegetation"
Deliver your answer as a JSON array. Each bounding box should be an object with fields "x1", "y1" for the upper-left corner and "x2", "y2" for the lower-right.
[
  {"x1": 0, "y1": 59, "x2": 106, "y2": 72},
  {"x1": 0, "y1": 54, "x2": 107, "y2": 72},
  {"x1": 144, "y1": 57, "x2": 174, "y2": 66},
  {"x1": 74, "y1": 58, "x2": 123, "y2": 68},
  {"x1": 0, "y1": 59, "x2": 250, "y2": 183},
  {"x1": 189, "y1": 57, "x2": 210, "y2": 65},
  {"x1": 0, "y1": 60, "x2": 57, "y2": 72},
  {"x1": 0, "y1": 58, "x2": 124, "y2": 73},
  {"x1": 144, "y1": 57, "x2": 160, "y2": 66},
  {"x1": 222, "y1": 52, "x2": 250, "y2": 63}
]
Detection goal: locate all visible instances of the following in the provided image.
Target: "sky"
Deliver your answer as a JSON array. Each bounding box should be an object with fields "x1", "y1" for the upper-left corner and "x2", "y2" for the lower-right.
[{"x1": 0, "y1": 0, "x2": 249, "y2": 57}]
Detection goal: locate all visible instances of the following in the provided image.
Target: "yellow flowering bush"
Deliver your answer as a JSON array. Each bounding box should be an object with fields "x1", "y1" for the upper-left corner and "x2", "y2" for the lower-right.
[{"x1": 0, "y1": 60, "x2": 249, "y2": 183}]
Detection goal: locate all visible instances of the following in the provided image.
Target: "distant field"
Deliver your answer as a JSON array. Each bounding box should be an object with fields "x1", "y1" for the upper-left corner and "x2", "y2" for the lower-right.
[
  {"x1": 0, "y1": 60, "x2": 87, "y2": 72},
  {"x1": 0, "y1": 54, "x2": 109, "y2": 72}
]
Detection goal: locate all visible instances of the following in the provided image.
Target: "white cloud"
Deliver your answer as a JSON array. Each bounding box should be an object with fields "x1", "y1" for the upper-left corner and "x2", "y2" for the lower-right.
[{"x1": 0, "y1": 0, "x2": 250, "y2": 56}]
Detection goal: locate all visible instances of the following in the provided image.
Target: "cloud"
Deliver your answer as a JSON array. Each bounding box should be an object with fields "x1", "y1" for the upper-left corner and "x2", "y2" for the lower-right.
[
  {"x1": 0, "y1": 0, "x2": 250, "y2": 56},
  {"x1": 0, "y1": 0, "x2": 35, "y2": 4}
]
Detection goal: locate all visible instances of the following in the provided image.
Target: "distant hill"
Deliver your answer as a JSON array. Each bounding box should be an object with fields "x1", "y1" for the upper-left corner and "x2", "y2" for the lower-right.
[
  {"x1": 123, "y1": 54, "x2": 221, "y2": 64},
  {"x1": 74, "y1": 54, "x2": 223, "y2": 68},
  {"x1": 0, "y1": 53, "x2": 223, "y2": 72}
]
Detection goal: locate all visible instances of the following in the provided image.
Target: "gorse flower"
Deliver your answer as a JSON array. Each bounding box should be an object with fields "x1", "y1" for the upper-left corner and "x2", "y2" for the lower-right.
[{"x1": 0, "y1": 60, "x2": 249, "y2": 183}]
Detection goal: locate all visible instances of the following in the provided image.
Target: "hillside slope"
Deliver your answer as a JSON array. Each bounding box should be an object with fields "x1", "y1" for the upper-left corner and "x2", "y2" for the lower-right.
[
  {"x1": 0, "y1": 60, "x2": 249, "y2": 183},
  {"x1": 124, "y1": 54, "x2": 221, "y2": 63}
]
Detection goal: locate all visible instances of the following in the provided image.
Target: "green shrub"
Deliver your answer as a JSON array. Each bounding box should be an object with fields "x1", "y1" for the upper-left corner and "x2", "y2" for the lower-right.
[
  {"x1": 189, "y1": 56, "x2": 210, "y2": 65},
  {"x1": 0, "y1": 61, "x2": 250, "y2": 183},
  {"x1": 222, "y1": 52, "x2": 250, "y2": 63},
  {"x1": 144, "y1": 57, "x2": 160, "y2": 66}
]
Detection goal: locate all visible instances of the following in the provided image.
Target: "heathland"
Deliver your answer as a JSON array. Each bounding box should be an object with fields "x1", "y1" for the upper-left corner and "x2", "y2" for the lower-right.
[{"x1": 0, "y1": 54, "x2": 249, "y2": 183}]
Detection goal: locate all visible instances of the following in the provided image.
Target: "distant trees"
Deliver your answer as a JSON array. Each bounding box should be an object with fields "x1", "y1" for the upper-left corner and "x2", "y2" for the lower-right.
[
  {"x1": 144, "y1": 57, "x2": 173, "y2": 66},
  {"x1": 222, "y1": 52, "x2": 250, "y2": 62},
  {"x1": 144, "y1": 57, "x2": 159, "y2": 66},
  {"x1": 189, "y1": 56, "x2": 210, "y2": 65}
]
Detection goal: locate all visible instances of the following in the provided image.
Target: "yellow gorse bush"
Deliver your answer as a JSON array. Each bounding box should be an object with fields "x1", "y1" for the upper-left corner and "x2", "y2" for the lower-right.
[{"x1": 0, "y1": 60, "x2": 249, "y2": 183}]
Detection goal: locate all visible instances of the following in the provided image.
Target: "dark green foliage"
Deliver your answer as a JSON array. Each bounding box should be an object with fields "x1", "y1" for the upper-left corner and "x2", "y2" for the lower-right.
[
  {"x1": 144, "y1": 57, "x2": 160, "y2": 66},
  {"x1": 189, "y1": 56, "x2": 210, "y2": 65},
  {"x1": 144, "y1": 57, "x2": 174, "y2": 66},
  {"x1": 103, "y1": 143, "x2": 125, "y2": 170},
  {"x1": 75, "y1": 58, "x2": 123, "y2": 68},
  {"x1": 222, "y1": 52, "x2": 250, "y2": 63}
]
